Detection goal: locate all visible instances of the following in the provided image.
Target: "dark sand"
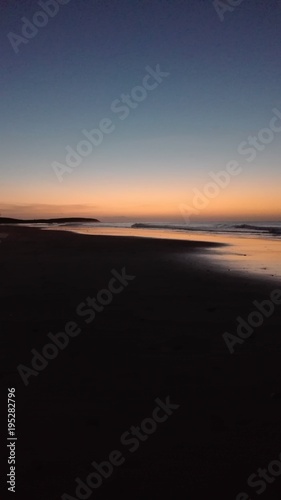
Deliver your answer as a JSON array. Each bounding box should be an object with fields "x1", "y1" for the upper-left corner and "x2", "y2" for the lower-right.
[{"x1": 1, "y1": 226, "x2": 281, "y2": 499}]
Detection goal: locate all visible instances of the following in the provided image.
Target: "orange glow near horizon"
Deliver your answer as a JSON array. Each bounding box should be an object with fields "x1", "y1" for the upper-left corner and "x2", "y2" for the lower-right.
[{"x1": 1, "y1": 174, "x2": 280, "y2": 221}]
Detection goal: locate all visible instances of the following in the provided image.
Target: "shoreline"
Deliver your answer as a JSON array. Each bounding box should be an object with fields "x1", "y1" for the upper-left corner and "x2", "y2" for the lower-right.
[{"x1": 30, "y1": 222, "x2": 281, "y2": 283}]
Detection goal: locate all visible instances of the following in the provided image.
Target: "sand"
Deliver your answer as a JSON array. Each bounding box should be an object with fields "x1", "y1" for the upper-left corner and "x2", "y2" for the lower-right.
[{"x1": 1, "y1": 225, "x2": 281, "y2": 499}]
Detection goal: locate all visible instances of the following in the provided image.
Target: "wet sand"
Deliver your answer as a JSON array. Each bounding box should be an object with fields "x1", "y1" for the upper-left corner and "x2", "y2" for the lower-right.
[
  {"x1": 46, "y1": 224, "x2": 281, "y2": 281},
  {"x1": 1, "y1": 225, "x2": 281, "y2": 499}
]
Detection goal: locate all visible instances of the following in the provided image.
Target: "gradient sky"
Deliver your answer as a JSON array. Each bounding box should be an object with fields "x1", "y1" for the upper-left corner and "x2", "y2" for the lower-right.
[{"x1": 1, "y1": 0, "x2": 281, "y2": 221}]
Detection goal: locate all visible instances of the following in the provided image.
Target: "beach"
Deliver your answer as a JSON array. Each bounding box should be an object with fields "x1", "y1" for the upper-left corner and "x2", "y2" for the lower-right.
[{"x1": 1, "y1": 225, "x2": 281, "y2": 499}]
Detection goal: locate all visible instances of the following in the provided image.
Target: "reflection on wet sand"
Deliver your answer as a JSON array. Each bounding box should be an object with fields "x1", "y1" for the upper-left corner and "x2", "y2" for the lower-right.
[{"x1": 46, "y1": 225, "x2": 281, "y2": 281}]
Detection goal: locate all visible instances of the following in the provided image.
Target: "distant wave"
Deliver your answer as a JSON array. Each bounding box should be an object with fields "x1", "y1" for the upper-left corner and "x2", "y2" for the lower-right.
[
  {"x1": 131, "y1": 222, "x2": 281, "y2": 238},
  {"x1": 132, "y1": 223, "x2": 199, "y2": 231},
  {"x1": 232, "y1": 224, "x2": 281, "y2": 236},
  {"x1": 131, "y1": 222, "x2": 221, "y2": 233},
  {"x1": 40, "y1": 220, "x2": 281, "y2": 239}
]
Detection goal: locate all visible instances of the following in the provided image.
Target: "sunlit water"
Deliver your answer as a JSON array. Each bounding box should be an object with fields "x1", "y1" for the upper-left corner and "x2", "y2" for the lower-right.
[{"x1": 38, "y1": 221, "x2": 281, "y2": 282}]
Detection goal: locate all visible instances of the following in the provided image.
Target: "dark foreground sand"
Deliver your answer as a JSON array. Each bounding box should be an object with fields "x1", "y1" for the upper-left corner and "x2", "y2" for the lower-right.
[{"x1": 1, "y1": 226, "x2": 281, "y2": 500}]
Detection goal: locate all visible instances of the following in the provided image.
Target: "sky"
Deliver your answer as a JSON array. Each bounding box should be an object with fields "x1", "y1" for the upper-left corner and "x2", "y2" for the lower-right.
[{"x1": 1, "y1": 0, "x2": 281, "y2": 222}]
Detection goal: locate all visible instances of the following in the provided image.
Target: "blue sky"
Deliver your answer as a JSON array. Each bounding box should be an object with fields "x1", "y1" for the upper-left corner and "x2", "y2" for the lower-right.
[{"x1": 1, "y1": 0, "x2": 281, "y2": 220}]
